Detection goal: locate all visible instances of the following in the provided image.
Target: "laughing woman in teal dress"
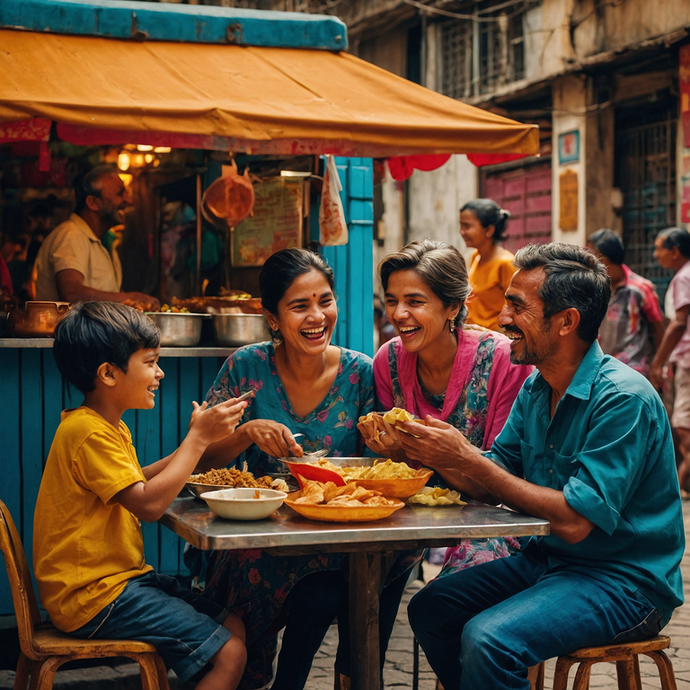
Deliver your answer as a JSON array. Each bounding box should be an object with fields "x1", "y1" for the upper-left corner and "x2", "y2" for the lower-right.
[{"x1": 193, "y1": 248, "x2": 387, "y2": 690}]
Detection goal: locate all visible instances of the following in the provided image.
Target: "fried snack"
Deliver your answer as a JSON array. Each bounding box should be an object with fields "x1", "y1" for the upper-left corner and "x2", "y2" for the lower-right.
[
  {"x1": 382, "y1": 407, "x2": 416, "y2": 425},
  {"x1": 253, "y1": 490, "x2": 261, "y2": 500},
  {"x1": 190, "y1": 468, "x2": 274, "y2": 489},
  {"x1": 358, "y1": 411, "x2": 377, "y2": 424},
  {"x1": 340, "y1": 459, "x2": 417, "y2": 481},
  {"x1": 407, "y1": 487, "x2": 467, "y2": 506},
  {"x1": 381, "y1": 407, "x2": 426, "y2": 436},
  {"x1": 295, "y1": 480, "x2": 397, "y2": 507}
]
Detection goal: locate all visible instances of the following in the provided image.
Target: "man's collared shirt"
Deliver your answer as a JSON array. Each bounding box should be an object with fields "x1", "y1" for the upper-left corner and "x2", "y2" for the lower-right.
[
  {"x1": 490, "y1": 341, "x2": 684, "y2": 625},
  {"x1": 598, "y1": 264, "x2": 662, "y2": 377},
  {"x1": 35, "y1": 213, "x2": 122, "y2": 301}
]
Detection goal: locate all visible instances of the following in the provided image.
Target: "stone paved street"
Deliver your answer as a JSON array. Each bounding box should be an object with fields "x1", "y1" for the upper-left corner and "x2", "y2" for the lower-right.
[
  {"x1": 1, "y1": 508, "x2": 688, "y2": 690},
  {"x1": 303, "y1": 505, "x2": 690, "y2": 689}
]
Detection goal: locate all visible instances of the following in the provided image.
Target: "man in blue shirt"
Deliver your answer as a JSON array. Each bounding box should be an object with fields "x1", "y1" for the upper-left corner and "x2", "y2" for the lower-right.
[{"x1": 386, "y1": 243, "x2": 685, "y2": 690}]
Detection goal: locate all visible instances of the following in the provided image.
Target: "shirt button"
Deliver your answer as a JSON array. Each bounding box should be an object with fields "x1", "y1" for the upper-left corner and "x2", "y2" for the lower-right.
[
  {"x1": 549, "y1": 444, "x2": 554, "y2": 449},
  {"x1": 549, "y1": 469, "x2": 554, "y2": 474}
]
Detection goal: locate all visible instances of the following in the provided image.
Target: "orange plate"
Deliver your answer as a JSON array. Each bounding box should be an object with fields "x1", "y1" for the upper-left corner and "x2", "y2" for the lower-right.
[
  {"x1": 283, "y1": 461, "x2": 346, "y2": 487},
  {"x1": 285, "y1": 491, "x2": 405, "y2": 522},
  {"x1": 344, "y1": 469, "x2": 433, "y2": 499}
]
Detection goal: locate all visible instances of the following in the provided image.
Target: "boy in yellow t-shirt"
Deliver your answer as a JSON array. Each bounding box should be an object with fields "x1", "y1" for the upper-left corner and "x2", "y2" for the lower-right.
[{"x1": 33, "y1": 302, "x2": 248, "y2": 689}]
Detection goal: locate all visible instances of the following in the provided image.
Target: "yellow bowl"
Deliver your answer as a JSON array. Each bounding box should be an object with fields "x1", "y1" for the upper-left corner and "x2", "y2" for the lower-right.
[
  {"x1": 344, "y1": 469, "x2": 433, "y2": 499},
  {"x1": 284, "y1": 491, "x2": 404, "y2": 522}
]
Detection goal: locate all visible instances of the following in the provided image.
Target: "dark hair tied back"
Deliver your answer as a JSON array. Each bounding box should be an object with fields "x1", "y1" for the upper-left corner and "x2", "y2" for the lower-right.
[{"x1": 460, "y1": 198, "x2": 511, "y2": 242}]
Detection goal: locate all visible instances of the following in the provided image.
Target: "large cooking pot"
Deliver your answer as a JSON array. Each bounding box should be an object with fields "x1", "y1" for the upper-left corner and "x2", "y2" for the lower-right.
[
  {"x1": 145, "y1": 312, "x2": 210, "y2": 347},
  {"x1": 212, "y1": 314, "x2": 270, "y2": 347},
  {"x1": 6, "y1": 301, "x2": 71, "y2": 337}
]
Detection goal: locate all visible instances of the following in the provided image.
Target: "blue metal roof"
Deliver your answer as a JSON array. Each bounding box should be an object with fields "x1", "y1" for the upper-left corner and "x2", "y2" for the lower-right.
[{"x1": 0, "y1": 0, "x2": 348, "y2": 49}]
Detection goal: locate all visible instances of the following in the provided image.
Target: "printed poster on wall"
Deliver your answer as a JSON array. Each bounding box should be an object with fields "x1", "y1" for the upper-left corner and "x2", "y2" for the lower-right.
[
  {"x1": 559, "y1": 169, "x2": 578, "y2": 231},
  {"x1": 231, "y1": 178, "x2": 304, "y2": 267}
]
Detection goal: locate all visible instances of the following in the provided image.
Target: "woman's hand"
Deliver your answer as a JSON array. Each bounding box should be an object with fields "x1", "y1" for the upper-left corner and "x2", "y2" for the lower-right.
[
  {"x1": 188, "y1": 398, "x2": 248, "y2": 445},
  {"x1": 244, "y1": 420, "x2": 304, "y2": 458},
  {"x1": 357, "y1": 413, "x2": 406, "y2": 460}
]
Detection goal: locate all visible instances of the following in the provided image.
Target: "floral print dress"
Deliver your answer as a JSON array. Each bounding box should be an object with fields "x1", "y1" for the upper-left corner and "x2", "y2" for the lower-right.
[
  {"x1": 199, "y1": 342, "x2": 374, "y2": 689},
  {"x1": 374, "y1": 328, "x2": 532, "y2": 576}
]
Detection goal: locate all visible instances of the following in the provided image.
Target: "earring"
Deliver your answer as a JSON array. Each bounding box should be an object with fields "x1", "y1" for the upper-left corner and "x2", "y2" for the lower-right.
[{"x1": 449, "y1": 318, "x2": 456, "y2": 334}]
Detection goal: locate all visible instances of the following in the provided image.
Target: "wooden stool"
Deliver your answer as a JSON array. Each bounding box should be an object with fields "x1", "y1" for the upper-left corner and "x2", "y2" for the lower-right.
[{"x1": 547, "y1": 635, "x2": 677, "y2": 690}]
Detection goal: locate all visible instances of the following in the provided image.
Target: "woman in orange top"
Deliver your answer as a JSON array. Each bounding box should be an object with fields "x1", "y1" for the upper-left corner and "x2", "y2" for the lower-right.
[{"x1": 460, "y1": 198, "x2": 516, "y2": 331}]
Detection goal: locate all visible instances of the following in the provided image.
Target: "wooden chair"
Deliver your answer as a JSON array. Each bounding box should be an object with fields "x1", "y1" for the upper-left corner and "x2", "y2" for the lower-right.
[
  {"x1": 0, "y1": 500, "x2": 170, "y2": 690},
  {"x1": 531, "y1": 635, "x2": 677, "y2": 690}
]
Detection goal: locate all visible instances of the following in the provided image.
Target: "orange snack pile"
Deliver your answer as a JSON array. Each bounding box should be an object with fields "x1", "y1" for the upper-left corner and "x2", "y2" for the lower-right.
[{"x1": 294, "y1": 480, "x2": 398, "y2": 507}]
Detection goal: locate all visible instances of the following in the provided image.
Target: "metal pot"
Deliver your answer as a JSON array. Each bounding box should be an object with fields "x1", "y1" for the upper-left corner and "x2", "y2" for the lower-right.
[
  {"x1": 6, "y1": 301, "x2": 71, "y2": 337},
  {"x1": 212, "y1": 313, "x2": 270, "y2": 347},
  {"x1": 145, "y1": 312, "x2": 209, "y2": 347}
]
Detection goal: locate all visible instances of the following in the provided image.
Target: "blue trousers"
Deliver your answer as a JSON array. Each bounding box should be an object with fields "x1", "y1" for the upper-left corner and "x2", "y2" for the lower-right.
[{"x1": 408, "y1": 549, "x2": 660, "y2": 690}]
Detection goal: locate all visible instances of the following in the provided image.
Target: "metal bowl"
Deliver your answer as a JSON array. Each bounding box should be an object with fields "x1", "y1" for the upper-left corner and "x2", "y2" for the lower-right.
[
  {"x1": 145, "y1": 312, "x2": 209, "y2": 346},
  {"x1": 6, "y1": 301, "x2": 71, "y2": 337},
  {"x1": 212, "y1": 313, "x2": 270, "y2": 347}
]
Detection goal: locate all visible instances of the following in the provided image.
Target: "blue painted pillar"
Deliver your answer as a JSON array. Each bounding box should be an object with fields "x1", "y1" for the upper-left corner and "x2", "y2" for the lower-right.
[{"x1": 321, "y1": 158, "x2": 375, "y2": 357}]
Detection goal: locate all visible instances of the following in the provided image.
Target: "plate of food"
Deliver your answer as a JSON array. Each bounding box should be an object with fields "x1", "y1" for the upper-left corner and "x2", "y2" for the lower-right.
[
  {"x1": 284, "y1": 479, "x2": 405, "y2": 522},
  {"x1": 187, "y1": 468, "x2": 289, "y2": 499},
  {"x1": 283, "y1": 458, "x2": 432, "y2": 499}
]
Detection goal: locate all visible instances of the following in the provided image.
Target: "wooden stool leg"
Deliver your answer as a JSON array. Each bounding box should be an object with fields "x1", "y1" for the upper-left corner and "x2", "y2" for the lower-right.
[
  {"x1": 646, "y1": 650, "x2": 678, "y2": 690},
  {"x1": 34, "y1": 656, "x2": 66, "y2": 690},
  {"x1": 615, "y1": 658, "x2": 639, "y2": 690},
  {"x1": 135, "y1": 654, "x2": 161, "y2": 690},
  {"x1": 572, "y1": 660, "x2": 594, "y2": 690},
  {"x1": 153, "y1": 654, "x2": 170, "y2": 690},
  {"x1": 527, "y1": 663, "x2": 545, "y2": 690},
  {"x1": 13, "y1": 653, "x2": 31, "y2": 690},
  {"x1": 553, "y1": 657, "x2": 577, "y2": 690}
]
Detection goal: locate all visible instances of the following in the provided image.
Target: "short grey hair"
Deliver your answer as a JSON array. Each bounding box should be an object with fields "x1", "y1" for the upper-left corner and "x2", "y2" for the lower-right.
[{"x1": 513, "y1": 243, "x2": 610, "y2": 343}]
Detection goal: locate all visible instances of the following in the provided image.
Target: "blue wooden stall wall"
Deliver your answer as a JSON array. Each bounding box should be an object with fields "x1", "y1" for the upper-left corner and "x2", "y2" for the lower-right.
[
  {"x1": 0, "y1": 158, "x2": 375, "y2": 617},
  {"x1": 0, "y1": 350, "x2": 226, "y2": 617},
  {"x1": 319, "y1": 157, "x2": 375, "y2": 358}
]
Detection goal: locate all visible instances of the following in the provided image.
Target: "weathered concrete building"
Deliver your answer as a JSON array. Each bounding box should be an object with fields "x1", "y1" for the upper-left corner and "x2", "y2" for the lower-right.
[{"x1": 171, "y1": 0, "x2": 690, "y2": 294}]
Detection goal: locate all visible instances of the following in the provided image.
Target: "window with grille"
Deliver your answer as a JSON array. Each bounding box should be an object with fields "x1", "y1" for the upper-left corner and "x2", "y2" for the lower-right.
[{"x1": 440, "y1": 1, "x2": 534, "y2": 99}]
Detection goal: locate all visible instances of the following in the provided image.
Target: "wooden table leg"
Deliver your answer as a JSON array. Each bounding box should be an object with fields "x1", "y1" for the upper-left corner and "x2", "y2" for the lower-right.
[{"x1": 349, "y1": 551, "x2": 382, "y2": 690}]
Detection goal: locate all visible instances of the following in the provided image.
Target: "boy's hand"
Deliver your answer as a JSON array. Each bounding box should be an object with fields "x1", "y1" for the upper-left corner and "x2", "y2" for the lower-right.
[{"x1": 188, "y1": 398, "x2": 247, "y2": 445}]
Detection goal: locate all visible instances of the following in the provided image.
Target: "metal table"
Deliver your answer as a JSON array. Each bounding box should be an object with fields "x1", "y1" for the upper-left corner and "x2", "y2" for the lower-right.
[{"x1": 161, "y1": 497, "x2": 550, "y2": 690}]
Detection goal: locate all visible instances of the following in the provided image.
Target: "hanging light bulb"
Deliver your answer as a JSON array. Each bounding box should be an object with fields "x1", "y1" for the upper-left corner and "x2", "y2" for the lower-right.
[
  {"x1": 153, "y1": 147, "x2": 171, "y2": 153},
  {"x1": 137, "y1": 144, "x2": 154, "y2": 152},
  {"x1": 117, "y1": 151, "x2": 131, "y2": 171},
  {"x1": 144, "y1": 154, "x2": 154, "y2": 164}
]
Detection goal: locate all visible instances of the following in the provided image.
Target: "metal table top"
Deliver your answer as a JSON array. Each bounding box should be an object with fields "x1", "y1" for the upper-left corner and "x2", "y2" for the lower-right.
[{"x1": 161, "y1": 496, "x2": 550, "y2": 552}]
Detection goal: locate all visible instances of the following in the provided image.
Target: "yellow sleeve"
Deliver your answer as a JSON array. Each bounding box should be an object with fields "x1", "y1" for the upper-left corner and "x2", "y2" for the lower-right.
[{"x1": 72, "y1": 427, "x2": 146, "y2": 506}]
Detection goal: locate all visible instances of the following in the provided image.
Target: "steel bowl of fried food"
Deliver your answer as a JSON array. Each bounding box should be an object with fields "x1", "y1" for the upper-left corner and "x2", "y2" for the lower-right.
[
  {"x1": 287, "y1": 458, "x2": 432, "y2": 499},
  {"x1": 187, "y1": 468, "x2": 286, "y2": 499}
]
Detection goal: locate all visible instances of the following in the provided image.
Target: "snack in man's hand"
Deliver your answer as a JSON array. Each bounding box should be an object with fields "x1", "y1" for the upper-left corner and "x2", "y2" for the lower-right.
[
  {"x1": 407, "y1": 486, "x2": 467, "y2": 506},
  {"x1": 294, "y1": 480, "x2": 397, "y2": 507},
  {"x1": 381, "y1": 407, "x2": 425, "y2": 436}
]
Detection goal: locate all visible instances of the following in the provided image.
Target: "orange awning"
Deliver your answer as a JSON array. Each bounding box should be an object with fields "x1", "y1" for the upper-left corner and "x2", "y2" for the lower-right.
[{"x1": 0, "y1": 29, "x2": 538, "y2": 158}]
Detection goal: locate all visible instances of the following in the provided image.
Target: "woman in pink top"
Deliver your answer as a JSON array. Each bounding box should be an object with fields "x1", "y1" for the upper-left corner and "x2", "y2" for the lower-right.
[{"x1": 359, "y1": 240, "x2": 532, "y2": 572}]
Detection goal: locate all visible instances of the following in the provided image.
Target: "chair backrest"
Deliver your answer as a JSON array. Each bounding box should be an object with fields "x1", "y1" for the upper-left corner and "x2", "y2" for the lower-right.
[{"x1": 0, "y1": 500, "x2": 42, "y2": 657}]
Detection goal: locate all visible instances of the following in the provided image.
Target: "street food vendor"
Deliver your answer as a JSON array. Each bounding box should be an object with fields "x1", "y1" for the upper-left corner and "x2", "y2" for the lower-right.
[{"x1": 35, "y1": 165, "x2": 159, "y2": 307}]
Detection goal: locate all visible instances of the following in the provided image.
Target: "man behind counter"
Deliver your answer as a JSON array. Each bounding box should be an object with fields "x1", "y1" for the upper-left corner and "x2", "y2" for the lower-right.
[{"x1": 35, "y1": 166, "x2": 159, "y2": 307}]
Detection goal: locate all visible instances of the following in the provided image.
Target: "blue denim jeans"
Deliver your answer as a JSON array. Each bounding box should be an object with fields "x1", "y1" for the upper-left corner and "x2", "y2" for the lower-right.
[
  {"x1": 408, "y1": 549, "x2": 660, "y2": 690},
  {"x1": 71, "y1": 571, "x2": 232, "y2": 683}
]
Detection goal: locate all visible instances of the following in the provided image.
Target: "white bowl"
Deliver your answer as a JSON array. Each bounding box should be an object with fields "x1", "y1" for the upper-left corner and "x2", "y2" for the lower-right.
[{"x1": 200, "y1": 487, "x2": 287, "y2": 521}]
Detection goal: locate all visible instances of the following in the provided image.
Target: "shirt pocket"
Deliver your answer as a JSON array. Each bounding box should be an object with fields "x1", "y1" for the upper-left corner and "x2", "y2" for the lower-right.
[{"x1": 550, "y1": 450, "x2": 580, "y2": 490}]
